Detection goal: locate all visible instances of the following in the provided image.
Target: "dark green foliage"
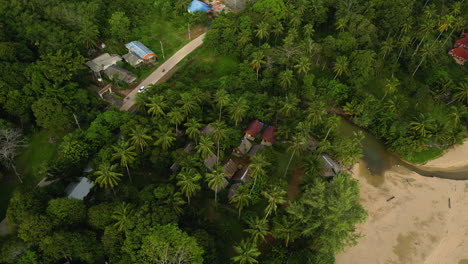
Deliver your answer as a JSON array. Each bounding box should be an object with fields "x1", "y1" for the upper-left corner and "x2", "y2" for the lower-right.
[
  {"x1": 46, "y1": 198, "x2": 87, "y2": 226},
  {"x1": 87, "y1": 202, "x2": 115, "y2": 230}
]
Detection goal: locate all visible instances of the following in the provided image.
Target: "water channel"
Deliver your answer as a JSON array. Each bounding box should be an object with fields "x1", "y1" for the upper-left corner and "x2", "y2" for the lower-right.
[{"x1": 338, "y1": 119, "x2": 468, "y2": 184}]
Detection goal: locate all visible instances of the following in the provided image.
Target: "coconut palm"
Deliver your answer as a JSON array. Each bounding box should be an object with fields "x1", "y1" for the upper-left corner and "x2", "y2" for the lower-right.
[
  {"x1": 94, "y1": 162, "x2": 123, "y2": 189},
  {"x1": 380, "y1": 38, "x2": 394, "y2": 59},
  {"x1": 232, "y1": 240, "x2": 260, "y2": 264},
  {"x1": 176, "y1": 169, "x2": 202, "y2": 204},
  {"x1": 262, "y1": 187, "x2": 287, "y2": 219},
  {"x1": 177, "y1": 92, "x2": 198, "y2": 116},
  {"x1": 248, "y1": 153, "x2": 270, "y2": 193},
  {"x1": 146, "y1": 95, "x2": 167, "y2": 117},
  {"x1": 272, "y1": 21, "x2": 284, "y2": 44},
  {"x1": 305, "y1": 100, "x2": 326, "y2": 126},
  {"x1": 294, "y1": 56, "x2": 311, "y2": 75},
  {"x1": 449, "y1": 105, "x2": 467, "y2": 127},
  {"x1": 382, "y1": 76, "x2": 399, "y2": 100},
  {"x1": 228, "y1": 97, "x2": 249, "y2": 126},
  {"x1": 129, "y1": 125, "x2": 152, "y2": 152},
  {"x1": 409, "y1": 113, "x2": 434, "y2": 138},
  {"x1": 185, "y1": 118, "x2": 202, "y2": 143},
  {"x1": 333, "y1": 56, "x2": 349, "y2": 79},
  {"x1": 112, "y1": 140, "x2": 136, "y2": 183},
  {"x1": 245, "y1": 217, "x2": 270, "y2": 244},
  {"x1": 283, "y1": 134, "x2": 308, "y2": 178},
  {"x1": 412, "y1": 45, "x2": 435, "y2": 77},
  {"x1": 211, "y1": 121, "x2": 228, "y2": 164},
  {"x1": 396, "y1": 36, "x2": 411, "y2": 64},
  {"x1": 272, "y1": 215, "x2": 300, "y2": 247},
  {"x1": 206, "y1": 166, "x2": 228, "y2": 203},
  {"x1": 250, "y1": 51, "x2": 266, "y2": 80},
  {"x1": 453, "y1": 81, "x2": 468, "y2": 105},
  {"x1": 154, "y1": 126, "x2": 176, "y2": 151},
  {"x1": 255, "y1": 21, "x2": 270, "y2": 42},
  {"x1": 112, "y1": 202, "x2": 134, "y2": 233},
  {"x1": 335, "y1": 18, "x2": 347, "y2": 32},
  {"x1": 278, "y1": 70, "x2": 294, "y2": 89},
  {"x1": 279, "y1": 95, "x2": 299, "y2": 119},
  {"x1": 230, "y1": 186, "x2": 252, "y2": 218},
  {"x1": 303, "y1": 23, "x2": 315, "y2": 38},
  {"x1": 77, "y1": 21, "x2": 99, "y2": 49},
  {"x1": 167, "y1": 108, "x2": 185, "y2": 132},
  {"x1": 196, "y1": 136, "x2": 215, "y2": 160},
  {"x1": 214, "y1": 89, "x2": 231, "y2": 121}
]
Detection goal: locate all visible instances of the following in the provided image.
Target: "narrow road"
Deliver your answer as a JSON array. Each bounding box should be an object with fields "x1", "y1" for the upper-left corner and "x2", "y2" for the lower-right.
[{"x1": 120, "y1": 33, "x2": 207, "y2": 111}]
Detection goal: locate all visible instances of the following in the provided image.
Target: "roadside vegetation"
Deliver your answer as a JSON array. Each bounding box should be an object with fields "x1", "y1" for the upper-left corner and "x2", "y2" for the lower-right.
[{"x1": 0, "y1": 0, "x2": 467, "y2": 263}]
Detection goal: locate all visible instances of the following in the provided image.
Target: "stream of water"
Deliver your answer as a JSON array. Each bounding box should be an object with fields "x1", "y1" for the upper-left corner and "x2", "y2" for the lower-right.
[{"x1": 338, "y1": 119, "x2": 468, "y2": 184}]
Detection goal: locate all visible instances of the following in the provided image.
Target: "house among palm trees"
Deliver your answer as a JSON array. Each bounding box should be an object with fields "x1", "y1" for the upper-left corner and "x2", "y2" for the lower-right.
[
  {"x1": 244, "y1": 120, "x2": 264, "y2": 140},
  {"x1": 248, "y1": 145, "x2": 265, "y2": 158},
  {"x1": 85, "y1": 53, "x2": 124, "y2": 81},
  {"x1": 321, "y1": 154, "x2": 341, "y2": 178},
  {"x1": 123, "y1": 41, "x2": 157, "y2": 67},
  {"x1": 449, "y1": 30, "x2": 468, "y2": 65},
  {"x1": 222, "y1": 159, "x2": 238, "y2": 187},
  {"x1": 261, "y1": 126, "x2": 277, "y2": 146},
  {"x1": 103, "y1": 65, "x2": 137, "y2": 83},
  {"x1": 65, "y1": 177, "x2": 94, "y2": 200},
  {"x1": 228, "y1": 168, "x2": 251, "y2": 199},
  {"x1": 201, "y1": 124, "x2": 215, "y2": 136},
  {"x1": 233, "y1": 138, "x2": 253, "y2": 157},
  {"x1": 204, "y1": 153, "x2": 218, "y2": 170}
]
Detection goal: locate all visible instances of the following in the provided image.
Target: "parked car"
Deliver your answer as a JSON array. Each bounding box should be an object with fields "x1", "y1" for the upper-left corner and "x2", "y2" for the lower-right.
[{"x1": 138, "y1": 86, "x2": 146, "y2": 93}]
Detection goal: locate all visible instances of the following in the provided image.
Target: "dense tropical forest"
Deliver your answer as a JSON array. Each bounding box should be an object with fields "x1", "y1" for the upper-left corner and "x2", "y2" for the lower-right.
[{"x1": 0, "y1": 0, "x2": 467, "y2": 263}]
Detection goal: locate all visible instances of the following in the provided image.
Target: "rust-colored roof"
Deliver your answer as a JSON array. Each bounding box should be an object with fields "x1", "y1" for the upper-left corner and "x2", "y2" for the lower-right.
[
  {"x1": 223, "y1": 159, "x2": 238, "y2": 178},
  {"x1": 262, "y1": 126, "x2": 277, "y2": 143},
  {"x1": 98, "y1": 84, "x2": 113, "y2": 95},
  {"x1": 455, "y1": 36, "x2": 468, "y2": 49},
  {"x1": 449, "y1": 47, "x2": 468, "y2": 61},
  {"x1": 244, "y1": 120, "x2": 264, "y2": 137}
]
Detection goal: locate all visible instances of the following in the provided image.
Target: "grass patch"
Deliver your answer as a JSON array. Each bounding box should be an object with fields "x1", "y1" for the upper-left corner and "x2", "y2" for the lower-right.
[
  {"x1": 0, "y1": 131, "x2": 61, "y2": 219},
  {"x1": 403, "y1": 147, "x2": 445, "y2": 164}
]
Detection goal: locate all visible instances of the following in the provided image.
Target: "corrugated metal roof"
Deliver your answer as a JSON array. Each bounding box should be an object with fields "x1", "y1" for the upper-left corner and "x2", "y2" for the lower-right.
[
  {"x1": 65, "y1": 177, "x2": 94, "y2": 200},
  {"x1": 125, "y1": 41, "x2": 156, "y2": 60},
  {"x1": 188, "y1": 0, "x2": 213, "y2": 13}
]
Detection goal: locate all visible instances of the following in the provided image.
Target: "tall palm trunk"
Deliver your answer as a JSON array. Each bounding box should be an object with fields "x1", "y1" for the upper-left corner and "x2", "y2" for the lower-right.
[
  {"x1": 218, "y1": 107, "x2": 223, "y2": 121},
  {"x1": 412, "y1": 36, "x2": 425, "y2": 58},
  {"x1": 125, "y1": 164, "x2": 133, "y2": 183},
  {"x1": 12, "y1": 165, "x2": 23, "y2": 183},
  {"x1": 283, "y1": 149, "x2": 297, "y2": 178},
  {"x1": 412, "y1": 57, "x2": 425, "y2": 77}
]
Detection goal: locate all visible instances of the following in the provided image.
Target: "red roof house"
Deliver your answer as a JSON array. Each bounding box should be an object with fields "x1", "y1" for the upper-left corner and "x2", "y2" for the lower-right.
[
  {"x1": 455, "y1": 36, "x2": 468, "y2": 49},
  {"x1": 261, "y1": 126, "x2": 277, "y2": 146},
  {"x1": 449, "y1": 47, "x2": 468, "y2": 65},
  {"x1": 244, "y1": 120, "x2": 264, "y2": 140}
]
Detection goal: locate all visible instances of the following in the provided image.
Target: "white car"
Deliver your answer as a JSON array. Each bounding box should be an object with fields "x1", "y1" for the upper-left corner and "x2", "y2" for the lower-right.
[{"x1": 138, "y1": 86, "x2": 146, "y2": 93}]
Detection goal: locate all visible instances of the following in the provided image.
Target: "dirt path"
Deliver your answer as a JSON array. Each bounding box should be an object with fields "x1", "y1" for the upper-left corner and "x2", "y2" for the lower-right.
[{"x1": 120, "y1": 33, "x2": 206, "y2": 111}]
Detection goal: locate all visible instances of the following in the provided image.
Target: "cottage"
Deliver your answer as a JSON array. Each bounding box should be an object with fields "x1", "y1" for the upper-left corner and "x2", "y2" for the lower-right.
[
  {"x1": 232, "y1": 168, "x2": 251, "y2": 183},
  {"x1": 65, "y1": 177, "x2": 94, "y2": 200},
  {"x1": 233, "y1": 138, "x2": 253, "y2": 156},
  {"x1": 223, "y1": 159, "x2": 238, "y2": 179},
  {"x1": 188, "y1": 0, "x2": 214, "y2": 13},
  {"x1": 248, "y1": 144, "x2": 265, "y2": 157},
  {"x1": 85, "y1": 53, "x2": 122, "y2": 73},
  {"x1": 201, "y1": 124, "x2": 215, "y2": 136},
  {"x1": 124, "y1": 41, "x2": 157, "y2": 67},
  {"x1": 261, "y1": 126, "x2": 277, "y2": 146},
  {"x1": 244, "y1": 120, "x2": 264, "y2": 141},
  {"x1": 455, "y1": 36, "x2": 468, "y2": 49},
  {"x1": 204, "y1": 153, "x2": 218, "y2": 170},
  {"x1": 321, "y1": 154, "x2": 341, "y2": 178},
  {"x1": 103, "y1": 65, "x2": 137, "y2": 83},
  {"x1": 98, "y1": 84, "x2": 114, "y2": 98},
  {"x1": 449, "y1": 47, "x2": 468, "y2": 65}
]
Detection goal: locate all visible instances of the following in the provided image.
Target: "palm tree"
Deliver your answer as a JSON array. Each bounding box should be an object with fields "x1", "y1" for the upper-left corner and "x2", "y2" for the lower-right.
[
  {"x1": 272, "y1": 215, "x2": 300, "y2": 247},
  {"x1": 294, "y1": 56, "x2": 311, "y2": 75},
  {"x1": 177, "y1": 92, "x2": 198, "y2": 116},
  {"x1": 412, "y1": 45, "x2": 435, "y2": 77},
  {"x1": 278, "y1": 70, "x2": 294, "y2": 89},
  {"x1": 272, "y1": 21, "x2": 284, "y2": 44},
  {"x1": 228, "y1": 97, "x2": 249, "y2": 126},
  {"x1": 206, "y1": 166, "x2": 228, "y2": 203},
  {"x1": 396, "y1": 36, "x2": 411, "y2": 64},
  {"x1": 167, "y1": 108, "x2": 185, "y2": 132},
  {"x1": 449, "y1": 105, "x2": 467, "y2": 127},
  {"x1": 146, "y1": 95, "x2": 167, "y2": 117},
  {"x1": 262, "y1": 187, "x2": 286, "y2": 219},
  {"x1": 382, "y1": 76, "x2": 399, "y2": 100},
  {"x1": 77, "y1": 21, "x2": 99, "y2": 49},
  {"x1": 238, "y1": 30, "x2": 252, "y2": 46},
  {"x1": 214, "y1": 89, "x2": 231, "y2": 121},
  {"x1": 129, "y1": 125, "x2": 152, "y2": 152},
  {"x1": 453, "y1": 81, "x2": 468, "y2": 105},
  {"x1": 289, "y1": 14, "x2": 302, "y2": 29},
  {"x1": 248, "y1": 154, "x2": 270, "y2": 193},
  {"x1": 231, "y1": 240, "x2": 260, "y2": 264},
  {"x1": 435, "y1": 15, "x2": 455, "y2": 42},
  {"x1": 305, "y1": 100, "x2": 326, "y2": 125},
  {"x1": 283, "y1": 134, "x2": 308, "y2": 178},
  {"x1": 333, "y1": 56, "x2": 349, "y2": 79},
  {"x1": 409, "y1": 113, "x2": 434, "y2": 138},
  {"x1": 211, "y1": 121, "x2": 228, "y2": 164},
  {"x1": 250, "y1": 51, "x2": 266, "y2": 80},
  {"x1": 94, "y1": 162, "x2": 123, "y2": 189},
  {"x1": 230, "y1": 186, "x2": 252, "y2": 218},
  {"x1": 176, "y1": 169, "x2": 202, "y2": 204},
  {"x1": 112, "y1": 202, "x2": 134, "y2": 233},
  {"x1": 380, "y1": 38, "x2": 394, "y2": 59},
  {"x1": 245, "y1": 217, "x2": 270, "y2": 244},
  {"x1": 303, "y1": 23, "x2": 315, "y2": 38},
  {"x1": 185, "y1": 118, "x2": 202, "y2": 143},
  {"x1": 279, "y1": 95, "x2": 299, "y2": 119},
  {"x1": 164, "y1": 191, "x2": 186, "y2": 216},
  {"x1": 154, "y1": 127, "x2": 176, "y2": 151},
  {"x1": 255, "y1": 22, "x2": 270, "y2": 43},
  {"x1": 196, "y1": 136, "x2": 215, "y2": 160},
  {"x1": 335, "y1": 18, "x2": 347, "y2": 32},
  {"x1": 112, "y1": 140, "x2": 136, "y2": 183}
]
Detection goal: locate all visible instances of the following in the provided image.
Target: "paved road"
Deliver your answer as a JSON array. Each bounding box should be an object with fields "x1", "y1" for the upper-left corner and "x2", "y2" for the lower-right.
[{"x1": 120, "y1": 33, "x2": 207, "y2": 111}]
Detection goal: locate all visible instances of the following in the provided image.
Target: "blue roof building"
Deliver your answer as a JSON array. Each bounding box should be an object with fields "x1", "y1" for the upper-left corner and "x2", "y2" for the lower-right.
[
  {"x1": 125, "y1": 41, "x2": 156, "y2": 60},
  {"x1": 188, "y1": 0, "x2": 213, "y2": 13}
]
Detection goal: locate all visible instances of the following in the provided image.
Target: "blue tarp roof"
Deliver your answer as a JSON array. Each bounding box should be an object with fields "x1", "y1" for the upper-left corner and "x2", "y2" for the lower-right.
[
  {"x1": 188, "y1": 0, "x2": 213, "y2": 13},
  {"x1": 125, "y1": 41, "x2": 156, "y2": 60}
]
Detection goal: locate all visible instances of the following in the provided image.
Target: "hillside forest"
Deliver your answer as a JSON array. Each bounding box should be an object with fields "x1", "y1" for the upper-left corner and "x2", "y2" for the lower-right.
[{"x1": 0, "y1": 0, "x2": 467, "y2": 263}]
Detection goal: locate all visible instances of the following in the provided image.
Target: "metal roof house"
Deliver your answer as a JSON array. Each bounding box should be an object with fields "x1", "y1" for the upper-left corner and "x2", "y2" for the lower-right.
[
  {"x1": 65, "y1": 177, "x2": 94, "y2": 200},
  {"x1": 103, "y1": 65, "x2": 137, "y2": 83},
  {"x1": 188, "y1": 0, "x2": 213, "y2": 13},
  {"x1": 125, "y1": 41, "x2": 157, "y2": 60},
  {"x1": 122, "y1": 52, "x2": 144, "y2": 68},
  {"x1": 85, "y1": 53, "x2": 122, "y2": 73},
  {"x1": 321, "y1": 154, "x2": 341, "y2": 178}
]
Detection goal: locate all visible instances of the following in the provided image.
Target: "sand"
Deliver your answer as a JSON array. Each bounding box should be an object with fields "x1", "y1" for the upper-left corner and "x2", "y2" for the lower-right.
[{"x1": 337, "y1": 141, "x2": 468, "y2": 264}]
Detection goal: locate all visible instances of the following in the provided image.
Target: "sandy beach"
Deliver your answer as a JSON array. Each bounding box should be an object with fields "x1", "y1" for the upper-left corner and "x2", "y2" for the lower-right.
[{"x1": 337, "y1": 141, "x2": 468, "y2": 264}]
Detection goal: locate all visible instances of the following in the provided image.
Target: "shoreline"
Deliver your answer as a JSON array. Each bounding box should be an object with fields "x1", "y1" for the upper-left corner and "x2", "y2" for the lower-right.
[{"x1": 337, "y1": 139, "x2": 468, "y2": 264}]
